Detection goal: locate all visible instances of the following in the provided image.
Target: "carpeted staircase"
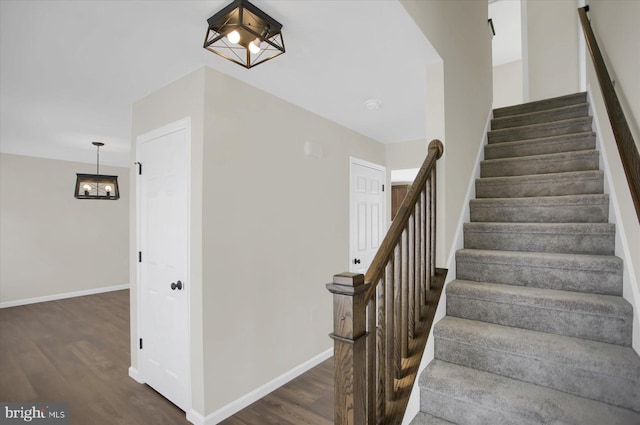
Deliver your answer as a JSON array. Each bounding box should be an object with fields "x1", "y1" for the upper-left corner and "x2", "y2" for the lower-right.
[{"x1": 412, "y1": 92, "x2": 640, "y2": 424}]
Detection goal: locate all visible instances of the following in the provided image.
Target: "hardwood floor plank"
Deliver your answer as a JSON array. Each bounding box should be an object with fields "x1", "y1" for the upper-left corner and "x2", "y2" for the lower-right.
[
  {"x1": 0, "y1": 290, "x2": 335, "y2": 425},
  {"x1": 0, "y1": 291, "x2": 190, "y2": 425},
  {"x1": 0, "y1": 355, "x2": 38, "y2": 400},
  {"x1": 220, "y1": 357, "x2": 334, "y2": 425}
]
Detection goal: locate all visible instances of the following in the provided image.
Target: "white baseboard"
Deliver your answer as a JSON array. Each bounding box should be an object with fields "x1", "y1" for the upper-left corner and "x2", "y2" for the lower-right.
[
  {"x1": 191, "y1": 348, "x2": 333, "y2": 425},
  {"x1": 128, "y1": 367, "x2": 144, "y2": 384},
  {"x1": 0, "y1": 284, "x2": 130, "y2": 308}
]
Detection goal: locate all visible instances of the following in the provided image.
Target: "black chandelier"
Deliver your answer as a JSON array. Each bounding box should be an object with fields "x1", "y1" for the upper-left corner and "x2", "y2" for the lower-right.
[
  {"x1": 74, "y1": 142, "x2": 120, "y2": 200},
  {"x1": 203, "y1": 0, "x2": 285, "y2": 69}
]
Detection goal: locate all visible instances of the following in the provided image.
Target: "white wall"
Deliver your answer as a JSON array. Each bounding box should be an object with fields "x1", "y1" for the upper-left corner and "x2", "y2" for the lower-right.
[
  {"x1": 525, "y1": 0, "x2": 580, "y2": 101},
  {"x1": 585, "y1": 0, "x2": 640, "y2": 351},
  {"x1": 588, "y1": 0, "x2": 640, "y2": 152},
  {"x1": 494, "y1": 60, "x2": 524, "y2": 108},
  {"x1": 200, "y1": 66, "x2": 385, "y2": 416},
  {"x1": 0, "y1": 153, "x2": 129, "y2": 305}
]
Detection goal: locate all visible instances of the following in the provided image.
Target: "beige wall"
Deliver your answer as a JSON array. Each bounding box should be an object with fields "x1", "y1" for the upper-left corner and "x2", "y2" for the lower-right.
[
  {"x1": 200, "y1": 66, "x2": 385, "y2": 414},
  {"x1": 586, "y1": 0, "x2": 640, "y2": 351},
  {"x1": 130, "y1": 66, "x2": 385, "y2": 417},
  {"x1": 525, "y1": 0, "x2": 580, "y2": 101},
  {"x1": 386, "y1": 139, "x2": 428, "y2": 172},
  {"x1": 494, "y1": 60, "x2": 524, "y2": 108},
  {"x1": 0, "y1": 153, "x2": 129, "y2": 303},
  {"x1": 401, "y1": 0, "x2": 493, "y2": 263},
  {"x1": 130, "y1": 67, "x2": 206, "y2": 413}
]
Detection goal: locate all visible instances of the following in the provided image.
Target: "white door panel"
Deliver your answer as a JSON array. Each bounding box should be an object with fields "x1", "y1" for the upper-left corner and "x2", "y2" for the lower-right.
[
  {"x1": 350, "y1": 160, "x2": 386, "y2": 274},
  {"x1": 137, "y1": 120, "x2": 190, "y2": 412}
]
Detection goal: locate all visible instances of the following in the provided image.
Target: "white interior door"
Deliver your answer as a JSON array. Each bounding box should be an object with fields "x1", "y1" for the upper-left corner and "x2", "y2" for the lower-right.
[
  {"x1": 350, "y1": 159, "x2": 386, "y2": 274},
  {"x1": 137, "y1": 119, "x2": 190, "y2": 412}
]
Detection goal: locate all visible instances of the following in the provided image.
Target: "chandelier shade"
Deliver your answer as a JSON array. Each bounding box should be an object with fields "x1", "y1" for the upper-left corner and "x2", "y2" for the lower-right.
[
  {"x1": 74, "y1": 173, "x2": 120, "y2": 199},
  {"x1": 203, "y1": 0, "x2": 285, "y2": 69},
  {"x1": 74, "y1": 142, "x2": 120, "y2": 200}
]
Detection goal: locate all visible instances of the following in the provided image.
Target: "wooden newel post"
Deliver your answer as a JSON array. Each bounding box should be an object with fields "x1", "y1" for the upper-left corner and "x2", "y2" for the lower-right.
[{"x1": 327, "y1": 272, "x2": 370, "y2": 425}]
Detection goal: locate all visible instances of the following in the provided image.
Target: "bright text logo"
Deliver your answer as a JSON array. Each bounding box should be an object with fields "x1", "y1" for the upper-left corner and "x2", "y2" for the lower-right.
[{"x1": 0, "y1": 403, "x2": 68, "y2": 425}]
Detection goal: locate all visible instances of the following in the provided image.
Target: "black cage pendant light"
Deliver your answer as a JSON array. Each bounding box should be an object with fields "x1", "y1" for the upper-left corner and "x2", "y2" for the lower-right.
[
  {"x1": 203, "y1": 0, "x2": 285, "y2": 69},
  {"x1": 74, "y1": 142, "x2": 120, "y2": 200}
]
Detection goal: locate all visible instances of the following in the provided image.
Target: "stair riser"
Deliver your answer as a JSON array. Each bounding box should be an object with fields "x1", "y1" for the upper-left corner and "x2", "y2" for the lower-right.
[
  {"x1": 493, "y1": 92, "x2": 587, "y2": 118},
  {"x1": 419, "y1": 360, "x2": 640, "y2": 425},
  {"x1": 420, "y1": 388, "x2": 524, "y2": 425},
  {"x1": 470, "y1": 201, "x2": 609, "y2": 223},
  {"x1": 476, "y1": 174, "x2": 603, "y2": 198},
  {"x1": 480, "y1": 152, "x2": 599, "y2": 177},
  {"x1": 434, "y1": 338, "x2": 640, "y2": 412},
  {"x1": 446, "y1": 296, "x2": 632, "y2": 345},
  {"x1": 488, "y1": 118, "x2": 592, "y2": 144},
  {"x1": 484, "y1": 134, "x2": 596, "y2": 159},
  {"x1": 463, "y1": 228, "x2": 615, "y2": 255},
  {"x1": 491, "y1": 104, "x2": 589, "y2": 130},
  {"x1": 456, "y1": 257, "x2": 622, "y2": 295}
]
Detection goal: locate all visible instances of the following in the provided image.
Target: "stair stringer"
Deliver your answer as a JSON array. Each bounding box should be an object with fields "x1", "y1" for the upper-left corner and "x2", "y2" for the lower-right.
[
  {"x1": 587, "y1": 86, "x2": 640, "y2": 353},
  {"x1": 401, "y1": 108, "x2": 492, "y2": 425}
]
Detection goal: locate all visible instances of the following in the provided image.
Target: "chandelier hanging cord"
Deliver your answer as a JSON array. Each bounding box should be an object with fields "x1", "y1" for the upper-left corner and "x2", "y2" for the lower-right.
[{"x1": 92, "y1": 141, "x2": 105, "y2": 175}]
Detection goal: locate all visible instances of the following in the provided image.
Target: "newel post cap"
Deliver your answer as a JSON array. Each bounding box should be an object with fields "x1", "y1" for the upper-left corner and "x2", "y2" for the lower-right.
[
  {"x1": 429, "y1": 139, "x2": 444, "y2": 159},
  {"x1": 326, "y1": 273, "x2": 368, "y2": 295}
]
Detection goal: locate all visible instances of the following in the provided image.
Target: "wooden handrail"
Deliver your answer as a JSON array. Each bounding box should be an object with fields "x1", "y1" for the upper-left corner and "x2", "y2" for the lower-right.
[
  {"x1": 327, "y1": 139, "x2": 447, "y2": 425},
  {"x1": 364, "y1": 139, "x2": 443, "y2": 302},
  {"x1": 578, "y1": 6, "x2": 640, "y2": 223}
]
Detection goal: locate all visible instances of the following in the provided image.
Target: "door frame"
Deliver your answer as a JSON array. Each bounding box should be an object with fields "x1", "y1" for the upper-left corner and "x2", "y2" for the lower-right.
[
  {"x1": 349, "y1": 157, "x2": 387, "y2": 273},
  {"x1": 135, "y1": 117, "x2": 192, "y2": 413}
]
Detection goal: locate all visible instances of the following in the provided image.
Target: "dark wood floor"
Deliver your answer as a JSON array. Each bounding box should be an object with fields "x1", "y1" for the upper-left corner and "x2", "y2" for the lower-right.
[
  {"x1": 0, "y1": 290, "x2": 334, "y2": 424},
  {"x1": 220, "y1": 358, "x2": 333, "y2": 425}
]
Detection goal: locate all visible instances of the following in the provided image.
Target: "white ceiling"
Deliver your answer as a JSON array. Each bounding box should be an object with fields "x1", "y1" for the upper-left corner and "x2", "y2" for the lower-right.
[
  {"x1": 0, "y1": 0, "x2": 439, "y2": 167},
  {"x1": 489, "y1": 0, "x2": 522, "y2": 67}
]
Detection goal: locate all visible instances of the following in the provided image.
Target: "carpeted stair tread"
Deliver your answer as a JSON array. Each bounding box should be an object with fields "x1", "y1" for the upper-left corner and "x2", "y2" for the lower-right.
[
  {"x1": 446, "y1": 280, "x2": 632, "y2": 345},
  {"x1": 419, "y1": 360, "x2": 640, "y2": 425},
  {"x1": 480, "y1": 149, "x2": 599, "y2": 177},
  {"x1": 414, "y1": 92, "x2": 635, "y2": 425},
  {"x1": 475, "y1": 170, "x2": 603, "y2": 198},
  {"x1": 410, "y1": 412, "x2": 456, "y2": 425},
  {"x1": 434, "y1": 316, "x2": 640, "y2": 411},
  {"x1": 484, "y1": 132, "x2": 596, "y2": 159},
  {"x1": 491, "y1": 103, "x2": 589, "y2": 130},
  {"x1": 463, "y1": 222, "x2": 615, "y2": 255},
  {"x1": 488, "y1": 116, "x2": 592, "y2": 144},
  {"x1": 493, "y1": 92, "x2": 587, "y2": 118},
  {"x1": 470, "y1": 194, "x2": 609, "y2": 223},
  {"x1": 456, "y1": 248, "x2": 623, "y2": 295}
]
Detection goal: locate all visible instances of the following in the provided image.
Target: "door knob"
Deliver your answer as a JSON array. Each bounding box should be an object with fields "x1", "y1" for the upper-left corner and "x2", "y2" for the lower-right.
[
  {"x1": 170, "y1": 281, "x2": 183, "y2": 290},
  {"x1": 353, "y1": 258, "x2": 361, "y2": 264}
]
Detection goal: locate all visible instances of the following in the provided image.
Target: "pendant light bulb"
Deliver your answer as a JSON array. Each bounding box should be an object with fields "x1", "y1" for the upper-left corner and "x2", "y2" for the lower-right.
[
  {"x1": 226, "y1": 30, "x2": 240, "y2": 44},
  {"x1": 248, "y1": 38, "x2": 261, "y2": 54}
]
